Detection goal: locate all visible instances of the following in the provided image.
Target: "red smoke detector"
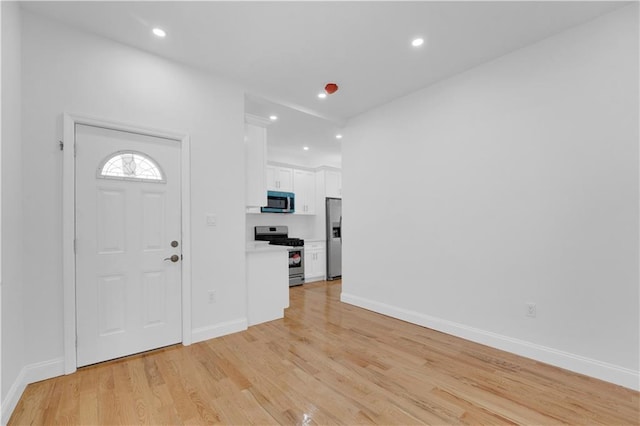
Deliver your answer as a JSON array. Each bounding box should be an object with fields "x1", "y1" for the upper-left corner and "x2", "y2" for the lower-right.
[{"x1": 324, "y1": 83, "x2": 339, "y2": 95}]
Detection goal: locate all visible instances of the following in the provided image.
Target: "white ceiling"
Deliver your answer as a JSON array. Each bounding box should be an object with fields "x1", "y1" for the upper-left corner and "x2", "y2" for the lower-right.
[
  {"x1": 246, "y1": 95, "x2": 344, "y2": 168},
  {"x1": 21, "y1": 1, "x2": 627, "y2": 167}
]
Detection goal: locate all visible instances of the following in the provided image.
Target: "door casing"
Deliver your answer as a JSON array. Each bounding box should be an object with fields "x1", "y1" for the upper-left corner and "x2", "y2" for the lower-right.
[{"x1": 62, "y1": 113, "x2": 192, "y2": 374}]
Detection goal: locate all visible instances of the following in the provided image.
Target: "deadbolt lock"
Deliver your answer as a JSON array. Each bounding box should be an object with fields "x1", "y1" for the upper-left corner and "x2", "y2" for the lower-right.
[{"x1": 171, "y1": 240, "x2": 179, "y2": 248}]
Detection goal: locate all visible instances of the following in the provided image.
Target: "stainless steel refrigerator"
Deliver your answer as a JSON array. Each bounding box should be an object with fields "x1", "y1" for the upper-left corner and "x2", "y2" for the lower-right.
[{"x1": 326, "y1": 197, "x2": 342, "y2": 280}]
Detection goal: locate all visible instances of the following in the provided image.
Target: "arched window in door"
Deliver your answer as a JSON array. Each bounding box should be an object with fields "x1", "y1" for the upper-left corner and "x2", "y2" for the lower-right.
[{"x1": 97, "y1": 151, "x2": 165, "y2": 183}]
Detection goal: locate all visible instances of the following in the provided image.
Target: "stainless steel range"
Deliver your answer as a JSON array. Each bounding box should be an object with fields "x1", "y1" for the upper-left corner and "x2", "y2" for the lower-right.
[{"x1": 254, "y1": 226, "x2": 305, "y2": 286}]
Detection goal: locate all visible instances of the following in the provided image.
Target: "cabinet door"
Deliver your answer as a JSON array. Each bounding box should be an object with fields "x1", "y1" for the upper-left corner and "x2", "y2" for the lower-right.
[
  {"x1": 304, "y1": 249, "x2": 320, "y2": 280},
  {"x1": 266, "y1": 166, "x2": 278, "y2": 191},
  {"x1": 267, "y1": 166, "x2": 294, "y2": 192},
  {"x1": 325, "y1": 170, "x2": 342, "y2": 198},
  {"x1": 294, "y1": 169, "x2": 316, "y2": 215},
  {"x1": 314, "y1": 249, "x2": 326, "y2": 280},
  {"x1": 303, "y1": 248, "x2": 315, "y2": 279},
  {"x1": 277, "y1": 167, "x2": 293, "y2": 192},
  {"x1": 304, "y1": 243, "x2": 326, "y2": 281}
]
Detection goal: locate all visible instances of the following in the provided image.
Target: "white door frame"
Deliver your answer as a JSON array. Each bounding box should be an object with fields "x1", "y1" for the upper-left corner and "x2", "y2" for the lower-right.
[{"x1": 62, "y1": 113, "x2": 192, "y2": 374}]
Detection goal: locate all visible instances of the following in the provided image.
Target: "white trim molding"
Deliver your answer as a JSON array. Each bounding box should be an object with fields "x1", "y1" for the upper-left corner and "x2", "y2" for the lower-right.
[
  {"x1": 1, "y1": 358, "x2": 65, "y2": 425},
  {"x1": 341, "y1": 292, "x2": 640, "y2": 391},
  {"x1": 191, "y1": 318, "x2": 248, "y2": 344},
  {"x1": 62, "y1": 113, "x2": 192, "y2": 374},
  {"x1": 1, "y1": 367, "x2": 27, "y2": 426},
  {"x1": 244, "y1": 113, "x2": 272, "y2": 127}
]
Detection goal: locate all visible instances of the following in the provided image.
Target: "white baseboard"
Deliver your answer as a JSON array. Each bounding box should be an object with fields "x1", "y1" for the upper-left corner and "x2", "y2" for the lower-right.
[
  {"x1": 1, "y1": 368, "x2": 27, "y2": 426},
  {"x1": 24, "y1": 357, "x2": 65, "y2": 384},
  {"x1": 1, "y1": 357, "x2": 65, "y2": 425},
  {"x1": 341, "y1": 292, "x2": 639, "y2": 391},
  {"x1": 191, "y1": 318, "x2": 248, "y2": 344}
]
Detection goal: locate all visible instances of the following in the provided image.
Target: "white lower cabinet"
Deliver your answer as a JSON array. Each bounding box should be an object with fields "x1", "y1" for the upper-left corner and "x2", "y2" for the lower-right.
[{"x1": 304, "y1": 241, "x2": 326, "y2": 282}]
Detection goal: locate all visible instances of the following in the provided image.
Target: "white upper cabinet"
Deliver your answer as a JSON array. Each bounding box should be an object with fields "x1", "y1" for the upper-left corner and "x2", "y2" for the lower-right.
[
  {"x1": 244, "y1": 120, "x2": 268, "y2": 208},
  {"x1": 293, "y1": 169, "x2": 316, "y2": 215},
  {"x1": 324, "y1": 170, "x2": 342, "y2": 198},
  {"x1": 266, "y1": 165, "x2": 293, "y2": 192}
]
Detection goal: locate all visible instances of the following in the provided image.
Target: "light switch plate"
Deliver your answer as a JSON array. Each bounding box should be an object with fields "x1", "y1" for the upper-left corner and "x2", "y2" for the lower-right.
[{"x1": 206, "y1": 214, "x2": 217, "y2": 226}]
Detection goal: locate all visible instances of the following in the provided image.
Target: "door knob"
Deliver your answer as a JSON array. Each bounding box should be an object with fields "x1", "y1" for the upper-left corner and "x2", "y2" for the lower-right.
[{"x1": 164, "y1": 254, "x2": 180, "y2": 263}]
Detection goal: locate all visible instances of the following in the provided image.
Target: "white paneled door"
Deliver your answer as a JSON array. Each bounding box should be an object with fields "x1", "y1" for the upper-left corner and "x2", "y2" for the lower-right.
[{"x1": 75, "y1": 124, "x2": 182, "y2": 367}]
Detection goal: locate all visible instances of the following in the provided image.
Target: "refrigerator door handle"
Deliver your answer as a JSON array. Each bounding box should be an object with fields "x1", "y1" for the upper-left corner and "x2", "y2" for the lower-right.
[{"x1": 339, "y1": 215, "x2": 342, "y2": 245}]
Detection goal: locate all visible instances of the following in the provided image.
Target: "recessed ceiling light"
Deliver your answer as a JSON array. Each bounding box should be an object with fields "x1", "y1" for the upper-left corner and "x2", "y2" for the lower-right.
[
  {"x1": 318, "y1": 93, "x2": 327, "y2": 99},
  {"x1": 152, "y1": 28, "x2": 166, "y2": 38},
  {"x1": 269, "y1": 115, "x2": 278, "y2": 121},
  {"x1": 335, "y1": 134, "x2": 343, "y2": 140},
  {"x1": 411, "y1": 37, "x2": 424, "y2": 47},
  {"x1": 303, "y1": 146, "x2": 310, "y2": 151}
]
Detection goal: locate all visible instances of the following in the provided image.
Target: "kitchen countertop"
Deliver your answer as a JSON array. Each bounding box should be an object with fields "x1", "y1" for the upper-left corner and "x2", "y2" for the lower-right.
[
  {"x1": 303, "y1": 239, "x2": 326, "y2": 246},
  {"x1": 245, "y1": 241, "x2": 289, "y2": 253},
  {"x1": 304, "y1": 238, "x2": 326, "y2": 243}
]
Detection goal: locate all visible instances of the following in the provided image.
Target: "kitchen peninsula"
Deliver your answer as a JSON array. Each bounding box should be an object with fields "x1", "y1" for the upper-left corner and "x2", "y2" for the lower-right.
[{"x1": 245, "y1": 242, "x2": 289, "y2": 326}]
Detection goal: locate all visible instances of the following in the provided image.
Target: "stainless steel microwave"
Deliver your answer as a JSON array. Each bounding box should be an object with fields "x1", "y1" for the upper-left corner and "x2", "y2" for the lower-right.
[{"x1": 261, "y1": 191, "x2": 295, "y2": 213}]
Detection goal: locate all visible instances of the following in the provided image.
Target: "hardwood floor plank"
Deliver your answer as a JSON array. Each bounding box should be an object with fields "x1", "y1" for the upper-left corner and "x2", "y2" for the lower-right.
[
  {"x1": 8, "y1": 280, "x2": 639, "y2": 425},
  {"x1": 78, "y1": 365, "x2": 98, "y2": 424},
  {"x1": 154, "y1": 349, "x2": 208, "y2": 424}
]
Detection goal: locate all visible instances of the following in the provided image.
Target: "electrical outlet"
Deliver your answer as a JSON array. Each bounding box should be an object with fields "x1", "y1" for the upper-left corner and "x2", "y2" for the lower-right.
[
  {"x1": 526, "y1": 302, "x2": 537, "y2": 318},
  {"x1": 208, "y1": 290, "x2": 216, "y2": 304}
]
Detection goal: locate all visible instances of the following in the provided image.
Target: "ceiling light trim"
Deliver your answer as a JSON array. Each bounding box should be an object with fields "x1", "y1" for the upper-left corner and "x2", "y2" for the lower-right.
[
  {"x1": 411, "y1": 37, "x2": 424, "y2": 47},
  {"x1": 152, "y1": 27, "x2": 167, "y2": 38}
]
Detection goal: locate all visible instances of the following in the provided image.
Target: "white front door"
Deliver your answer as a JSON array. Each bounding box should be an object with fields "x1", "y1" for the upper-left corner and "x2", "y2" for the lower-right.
[{"x1": 75, "y1": 124, "x2": 182, "y2": 367}]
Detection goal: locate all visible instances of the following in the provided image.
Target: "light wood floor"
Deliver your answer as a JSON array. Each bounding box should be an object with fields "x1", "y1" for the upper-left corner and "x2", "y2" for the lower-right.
[{"x1": 9, "y1": 280, "x2": 639, "y2": 425}]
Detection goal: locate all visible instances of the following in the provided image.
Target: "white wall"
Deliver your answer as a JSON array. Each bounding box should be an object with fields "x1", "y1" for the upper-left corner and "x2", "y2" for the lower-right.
[
  {"x1": 342, "y1": 5, "x2": 639, "y2": 389},
  {"x1": 18, "y1": 8, "x2": 247, "y2": 372},
  {"x1": 246, "y1": 213, "x2": 318, "y2": 242},
  {"x1": 1, "y1": 0, "x2": 26, "y2": 419}
]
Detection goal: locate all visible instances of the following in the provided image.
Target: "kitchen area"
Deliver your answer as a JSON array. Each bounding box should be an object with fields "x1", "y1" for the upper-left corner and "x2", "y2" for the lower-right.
[{"x1": 244, "y1": 96, "x2": 343, "y2": 326}]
